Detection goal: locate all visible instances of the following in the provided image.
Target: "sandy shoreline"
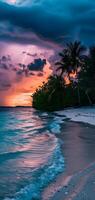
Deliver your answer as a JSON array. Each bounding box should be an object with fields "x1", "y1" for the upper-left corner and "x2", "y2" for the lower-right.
[
  {"x1": 42, "y1": 119, "x2": 95, "y2": 200},
  {"x1": 50, "y1": 161, "x2": 95, "y2": 200},
  {"x1": 42, "y1": 162, "x2": 95, "y2": 200},
  {"x1": 55, "y1": 106, "x2": 95, "y2": 126}
]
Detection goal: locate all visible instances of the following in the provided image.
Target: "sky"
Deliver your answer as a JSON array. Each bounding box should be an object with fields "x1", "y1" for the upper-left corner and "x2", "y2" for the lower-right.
[{"x1": 0, "y1": 0, "x2": 95, "y2": 106}]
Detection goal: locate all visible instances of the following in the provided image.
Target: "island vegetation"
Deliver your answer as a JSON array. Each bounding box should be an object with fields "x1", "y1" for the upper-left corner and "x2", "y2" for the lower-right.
[{"x1": 32, "y1": 41, "x2": 95, "y2": 111}]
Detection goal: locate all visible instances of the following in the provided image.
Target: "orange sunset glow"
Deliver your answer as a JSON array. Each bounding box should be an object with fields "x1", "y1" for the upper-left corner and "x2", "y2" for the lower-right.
[
  {"x1": 0, "y1": 42, "x2": 54, "y2": 107},
  {"x1": 1, "y1": 62, "x2": 52, "y2": 107}
]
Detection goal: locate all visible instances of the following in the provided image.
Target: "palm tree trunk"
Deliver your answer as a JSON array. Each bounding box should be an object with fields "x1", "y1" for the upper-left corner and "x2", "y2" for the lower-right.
[
  {"x1": 77, "y1": 85, "x2": 81, "y2": 105},
  {"x1": 85, "y1": 90, "x2": 93, "y2": 105},
  {"x1": 48, "y1": 89, "x2": 56, "y2": 102}
]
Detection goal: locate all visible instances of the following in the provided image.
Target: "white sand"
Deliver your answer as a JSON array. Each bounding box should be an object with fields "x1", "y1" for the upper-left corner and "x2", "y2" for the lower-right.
[{"x1": 55, "y1": 107, "x2": 95, "y2": 126}]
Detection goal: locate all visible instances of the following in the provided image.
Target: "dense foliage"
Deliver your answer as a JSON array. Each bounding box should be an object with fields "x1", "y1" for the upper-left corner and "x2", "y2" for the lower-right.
[{"x1": 32, "y1": 41, "x2": 95, "y2": 111}]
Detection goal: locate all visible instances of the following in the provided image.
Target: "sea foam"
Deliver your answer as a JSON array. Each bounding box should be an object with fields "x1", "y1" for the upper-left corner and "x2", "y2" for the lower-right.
[{"x1": 4, "y1": 142, "x2": 64, "y2": 200}]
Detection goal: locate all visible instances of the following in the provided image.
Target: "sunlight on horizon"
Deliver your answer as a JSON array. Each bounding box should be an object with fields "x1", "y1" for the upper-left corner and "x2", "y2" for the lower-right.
[{"x1": 12, "y1": 93, "x2": 32, "y2": 107}]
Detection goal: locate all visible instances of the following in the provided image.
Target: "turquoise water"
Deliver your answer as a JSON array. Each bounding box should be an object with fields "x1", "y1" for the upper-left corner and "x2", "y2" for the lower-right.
[{"x1": 0, "y1": 107, "x2": 64, "y2": 200}]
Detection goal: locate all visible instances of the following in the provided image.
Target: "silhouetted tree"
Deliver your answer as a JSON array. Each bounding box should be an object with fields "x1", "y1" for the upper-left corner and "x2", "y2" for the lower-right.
[
  {"x1": 55, "y1": 41, "x2": 86, "y2": 105},
  {"x1": 55, "y1": 41, "x2": 86, "y2": 78},
  {"x1": 32, "y1": 42, "x2": 95, "y2": 111},
  {"x1": 78, "y1": 47, "x2": 95, "y2": 105}
]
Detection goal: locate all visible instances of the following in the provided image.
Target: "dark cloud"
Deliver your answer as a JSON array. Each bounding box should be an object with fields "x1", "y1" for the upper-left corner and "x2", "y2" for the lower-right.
[
  {"x1": 0, "y1": 55, "x2": 11, "y2": 63},
  {"x1": 27, "y1": 53, "x2": 36, "y2": 57},
  {"x1": 37, "y1": 72, "x2": 43, "y2": 77},
  {"x1": 17, "y1": 66, "x2": 29, "y2": 77},
  {"x1": 0, "y1": 0, "x2": 95, "y2": 46},
  {"x1": 0, "y1": 2, "x2": 72, "y2": 46},
  {"x1": 28, "y1": 58, "x2": 46, "y2": 71},
  {"x1": 29, "y1": 72, "x2": 35, "y2": 76},
  {"x1": 1, "y1": 56, "x2": 8, "y2": 62},
  {"x1": 19, "y1": 63, "x2": 26, "y2": 69},
  {"x1": 22, "y1": 52, "x2": 38, "y2": 57},
  {"x1": 0, "y1": 63, "x2": 8, "y2": 70},
  {"x1": 16, "y1": 70, "x2": 23, "y2": 75},
  {"x1": 0, "y1": 55, "x2": 12, "y2": 70},
  {"x1": 0, "y1": 54, "x2": 27, "y2": 92},
  {"x1": 0, "y1": 72, "x2": 11, "y2": 91}
]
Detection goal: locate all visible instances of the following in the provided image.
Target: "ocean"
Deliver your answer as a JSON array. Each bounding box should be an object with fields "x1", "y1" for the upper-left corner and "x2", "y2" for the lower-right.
[{"x1": 0, "y1": 107, "x2": 64, "y2": 200}]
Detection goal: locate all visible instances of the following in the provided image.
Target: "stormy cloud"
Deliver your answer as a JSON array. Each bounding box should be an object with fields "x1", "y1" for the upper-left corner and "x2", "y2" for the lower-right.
[
  {"x1": 0, "y1": 0, "x2": 95, "y2": 46},
  {"x1": 28, "y1": 58, "x2": 46, "y2": 71}
]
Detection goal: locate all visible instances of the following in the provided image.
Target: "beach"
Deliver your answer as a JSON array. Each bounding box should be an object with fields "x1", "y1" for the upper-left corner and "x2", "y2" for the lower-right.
[
  {"x1": 42, "y1": 107, "x2": 95, "y2": 200},
  {"x1": 44, "y1": 160, "x2": 95, "y2": 200},
  {"x1": 1, "y1": 107, "x2": 95, "y2": 200}
]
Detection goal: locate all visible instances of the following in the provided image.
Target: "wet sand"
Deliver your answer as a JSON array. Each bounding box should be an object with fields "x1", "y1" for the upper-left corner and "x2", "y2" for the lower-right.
[{"x1": 42, "y1": 121, "x2": 95, "y2": 200}]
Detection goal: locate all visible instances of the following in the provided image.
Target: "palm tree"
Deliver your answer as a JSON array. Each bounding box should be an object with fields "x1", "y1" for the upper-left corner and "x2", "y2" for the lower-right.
[
  {"x1": 78, "y1": 47, "x2": 95, "y2": 105},
  {"x1": 47, "y1": 75, "x2": 65, "y2": 102},
  {"x1": 55, "y1": 41, "x2": 86, "y2": 105},
  {"x1": 55, "y1": 41, "x2": 86, "y2": 78},
  {"x1": 55, "y1": 49, "x2": 71, "y2": 78},
  {"x1": 86, "y1": 47, "x2": 95, "y2": 80}
]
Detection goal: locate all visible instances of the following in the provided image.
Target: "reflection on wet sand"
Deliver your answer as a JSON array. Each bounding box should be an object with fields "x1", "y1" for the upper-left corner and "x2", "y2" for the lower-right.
[{"x1": 60, "y1": 122, "x2": 95, "y2": 175}]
